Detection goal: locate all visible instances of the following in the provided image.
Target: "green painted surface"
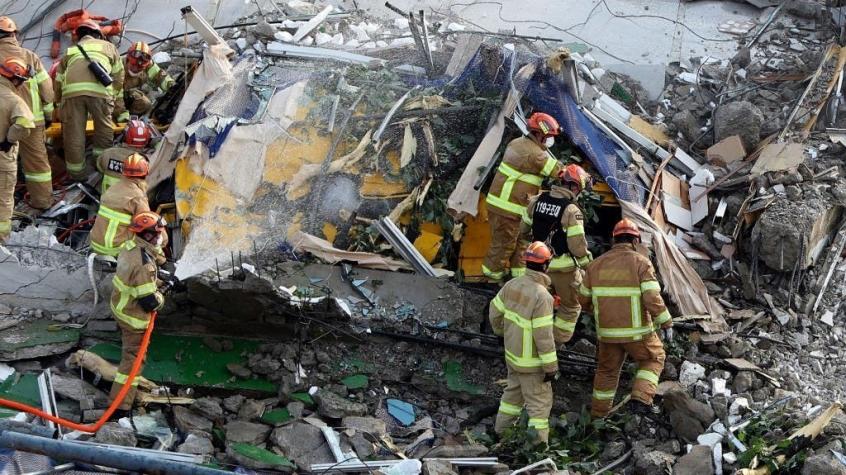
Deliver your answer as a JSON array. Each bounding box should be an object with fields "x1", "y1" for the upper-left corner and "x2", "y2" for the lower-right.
[
  {"x1": 88, "y1": 334, "x2": 276, "y2": 393},
  {"x1": 289, "y1": 392, "x2": 314, "y2": 406},
  {"x1": 231, "y1": 443, "x2": 296, "y2": 469},
  {"x1": 0, "y1": 373, "x2": 41, "y2": 418},
  {"x1": 1, "y1": 319, "x2": 79, "y2": 350},
  {"x1": 261, "y1": 408, "x2": 291, "y2": 425},
  {"x1": 341, "y1": 374, "x2": 368, "y2": 389},
  {"x1": 443, "y1": 360, "x2": 484, "y2": 395}
]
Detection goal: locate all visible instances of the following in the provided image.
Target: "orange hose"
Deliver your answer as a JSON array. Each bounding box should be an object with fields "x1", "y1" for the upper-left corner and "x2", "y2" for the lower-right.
[{"x1": 0, "y1": 312, "x2": 157, "y2": 433}]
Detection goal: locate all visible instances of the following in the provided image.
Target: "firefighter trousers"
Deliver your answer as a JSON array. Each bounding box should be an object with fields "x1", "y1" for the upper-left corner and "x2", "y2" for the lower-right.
[
  {"x1": 62, "y1": 96, "x2": 115, "y2": 181},
  {"x1": 591, "y1": 332, "x2": 665, "y2": 418},
  {"x1": 18, "y1": 124, "x2": 53, "y2": 209},
  {"x1": 108, "y1": 320, "x2": 147, "y2": 411},
  {"x1": 495, "y1": 369, "x2": 552, "y2": 443},
  {"x1": 482, "y1": 211, "x2": 523, "y2": 281},
  {"x1": 0, "y1": 169, "x2": 14, "y2": 241},
  {"x1": 549, "y1": 269, "x2": 582, "y2": 343}
]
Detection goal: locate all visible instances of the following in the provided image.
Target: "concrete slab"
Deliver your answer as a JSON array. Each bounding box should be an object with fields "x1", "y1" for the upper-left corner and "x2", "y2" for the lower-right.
[{"x1": 345, "y1": 0, "x2": 760, "y2": 65}]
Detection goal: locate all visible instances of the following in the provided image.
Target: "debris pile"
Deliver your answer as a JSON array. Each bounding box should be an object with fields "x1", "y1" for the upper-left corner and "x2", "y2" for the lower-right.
[{"x1": 4, "y1": 0, "x2": 846, "y2": 474}]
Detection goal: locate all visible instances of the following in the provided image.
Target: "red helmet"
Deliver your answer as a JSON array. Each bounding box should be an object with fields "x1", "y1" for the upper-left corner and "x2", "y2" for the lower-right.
[
  {"x1": 128, "y1": 212, "x2": 165, "y2": 234},
  {"x1": 524, "y1": 241, "x2": 553, "y2": 264},
  {"x1": 0, "y1": 57, "x2": 30, "y2": 81},
  {"x1": 559, "y1": 164, "x2": 591, "y2": 192},
  {"x1": 124, "y1": 120, "x2": 151, "y2": 148},
  {"x1": 612, "y1": 218, "x2": 640, "y2": 239},
  {"x1": 122, "y1": 153, "x2": 149, "y2": 178},
  {"x1": 75, "y1": 20, "x2": 101, "y2": 37},
  {"x1": 527, "y1": 112, "x2": 560, "y2": 137},
  {"x1": 127, "y1": 41, "x2": 152, "y2": 70}
]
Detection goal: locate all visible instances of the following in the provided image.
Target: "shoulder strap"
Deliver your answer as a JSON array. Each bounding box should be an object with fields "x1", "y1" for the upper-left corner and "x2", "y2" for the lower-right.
[{"x1": 76, "y1": 44, "x2": 94, "y2": 63}]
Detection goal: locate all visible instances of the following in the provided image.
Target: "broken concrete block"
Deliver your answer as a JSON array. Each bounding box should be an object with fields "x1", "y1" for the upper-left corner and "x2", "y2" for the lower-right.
[
  {"x1": 314, "y1": 390, "x2": 366, "y2": 419},
  {"x1": 801, "y1": 453, "x2": 846, "y2": 475},
  {"x1": 95, "y1": 422, "x2": 137, "y2": 447},
  {"x1": 0, "y1": 319, "x2": 80, "y2": 361},
  {"x1": 177, "y1": 433, "x2": 214, "y2": 455},
  {"x1": 51, "y1": 372, "x2": 110, "y2": 409},
  {"x1": 423, "y1": 460, "x2": 458, "y2": 475},
  {"x1": 173, "y1": 406, "x2": 213, "y2": 434},
  {"x1": 192, "y1": 397, "x2": 224, "y2": 421},
  {"x1": 672, "y1": 110, "x2": 700, "y2": 141},
  {"x1": 238, "y1": 399, "x2": 266, "y2": 421},
  {"x1": 714, "y1": 101, "x2": 763, "y2": 150},
  {"x1": 633, "y1": 442, "x2": 676, "y2": 475},
  {"x1": 674, "y1": 445, "x2": 715, "y2": 475},
  {"x1": 679, "y1": 361, "x2": 706, "y2": 387},
  {"x1": 425, "y1": 443, "x2": 488, "y2": 458},
  {"x1": 342, "y1": 416, "x2": 387, "y2": 437},
  {"x1": 226, "y1": 442, "x2": 295, "y2": 472},
  {"x1": 752, "y1": 197, "x2": 843, "y2": 271},
  {"x1": 225, "y1": 420, "x2": 271, "y2": 446},
  {"x1": 706, "y1": 135, "x2": 746, "y2": 167},
  {"x1": 663, "y1": 389, "x2": 715, "y2": 443},
  {"x1": 223, "y1": 394, "x2": 246, "y2": 413},
  {"x1": 270, "y1": 422, "x2": 335, "y2": 468}
]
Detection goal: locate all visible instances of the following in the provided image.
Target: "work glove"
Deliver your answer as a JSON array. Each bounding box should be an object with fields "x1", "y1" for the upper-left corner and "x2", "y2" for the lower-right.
[
  {"x1": 661, "y1": 327, "x2": 674, "y2": 341},
  {"x1": 543, "y1": 371, "x2": 560, "y2": 383},
  {"x1": 553, "y1": 294, "x2": 561, "y2": 308},
  {"x1": 116, "y1": 110, "x2": 130, "y2": 123},
  {"x1": 157, "y1": 269, "x2": 181, "y2": 293}
]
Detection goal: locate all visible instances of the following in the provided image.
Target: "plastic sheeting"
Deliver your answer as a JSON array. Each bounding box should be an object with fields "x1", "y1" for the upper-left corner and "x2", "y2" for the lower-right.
[
  {"x1": 526, "y1": 74, "x2": 643, "y2": 203},
  {"x1": 447, "y1": 45, "x2": 643, "y2": 209}
]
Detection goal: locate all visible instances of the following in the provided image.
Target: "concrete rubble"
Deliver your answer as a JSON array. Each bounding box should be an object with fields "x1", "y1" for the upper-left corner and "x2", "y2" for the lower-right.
[{"x1": 3, "y1": 0, "x2": 846, "y2": 474}]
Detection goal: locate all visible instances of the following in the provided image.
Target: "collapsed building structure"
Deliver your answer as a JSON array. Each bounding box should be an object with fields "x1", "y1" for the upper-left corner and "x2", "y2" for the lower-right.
[{"x1": 2, "y1": 0, "x2": 846, "y2": 474}]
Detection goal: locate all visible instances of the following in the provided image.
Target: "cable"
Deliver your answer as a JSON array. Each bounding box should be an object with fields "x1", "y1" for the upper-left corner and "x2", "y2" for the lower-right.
[{"x1": 0, "y1": 312, "x2": 157, "y2": 433}]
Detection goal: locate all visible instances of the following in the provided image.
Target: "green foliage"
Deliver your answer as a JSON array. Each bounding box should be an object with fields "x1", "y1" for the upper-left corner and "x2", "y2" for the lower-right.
[
  {"x1": 735, "y1": 411, "x2": 809, "y2": 473},
  {"x1": 490, "y1": 407, "x2": 624, "y2": 470},
  {"x1": 577, "y1": 190, "x2": 603, "y2": 224}
]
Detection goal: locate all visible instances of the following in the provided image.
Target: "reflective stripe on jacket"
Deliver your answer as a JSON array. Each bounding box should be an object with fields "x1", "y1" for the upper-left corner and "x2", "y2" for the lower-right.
[
  {"x1": 578, "y1": 243, "x2": 672, "y2": 343},
  {"x1": 124, "y1": 58, "x2": 174, "y2": 92},
  {"x1": 111, "y1": 238, "x2": 163, "y2": 330},
  {"x1": 0, "y1": 38, "x2": 54, "y2": 124},
  {"x1": 0, "y1": 77, "x2": 34, "y2": 172},
  {"x1": 489, "y1": 269, "x2": 558, "y2": 373},
  {"x1": 520, "y1": 186, "x2": 592, "y2": 272},
  {"x1": 486, "y1": 137, "x2": 561, "y2": 218},
  {"x1": 90, "y1": 178, "x2": 149, "y2": 256},
  {"x1": 55, "y1": 36, "x2": 124, "y2": 102}
]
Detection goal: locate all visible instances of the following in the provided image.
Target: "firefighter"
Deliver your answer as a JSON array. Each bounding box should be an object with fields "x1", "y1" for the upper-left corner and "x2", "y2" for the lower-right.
[
  {"x1": 490, "y1": 241, "x2": 558, "y2": 444},
  {"x1": 578, "y1": 219, "x2": 673, "y2": 418},
  {"x1": 519, "y1": 164, "x2": 593, "y2": 344},
  {"x1": 109, "y1": 211, "x2": 168, "y2": 412},
  {"x1": 98, "y1": 119, "x2": 151, "y2": 194},
  {"x1": 90, "y1": 153, "x2": 150, "y2": 257},
  {"x1": 483, "y1": 112, "x2": 563, "y2": 282},
  {"x1": 0, "y1": 16, "x2": 55, "y2": 210},
  {"x1": 122, "y1": 42, "x2": 174, "y2": 116},
  {"x1": 0, "y1": 57, "x2": 34, "y2": 242},
  {"x1": 54, "y1": 20, "x2": 124, "y2": 181}
]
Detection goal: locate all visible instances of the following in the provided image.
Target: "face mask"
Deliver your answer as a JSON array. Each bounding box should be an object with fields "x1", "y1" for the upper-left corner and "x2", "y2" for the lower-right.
[{"x1": 544, "y1": 137, "x2": 555, "y2": 148}]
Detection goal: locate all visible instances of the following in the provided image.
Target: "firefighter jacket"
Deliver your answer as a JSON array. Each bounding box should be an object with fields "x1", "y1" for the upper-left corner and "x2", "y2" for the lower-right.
[
  {"x1": 519, "y1": 186, "x2": 592, "y2": 272},
  {"x1": 0, "y1": 37, "x2": 54, "y2": 125},
  {"x1": 486, "y1": 137, "x2": 562, "y2": 219},
  {"x1": 111, "y1": 236, "x2": 164, "y2": 331},
  {"x1": 578, "y1": 243, "x2": 672, "y2": 343},
  {"x1": 55, "y1": 36, "x2": 124, "y2": 103},
  {"x1": 123, "y1": 57, "x2": 174, "y2": 93},
  {"x1": 90, "y1": 177, "x2": 149, "y2": 256},
  {"x1": 0, "y1": 76, "x2": 34, "y2": 172},
  {"x1": 97, "y1": 145, "x2": 137, "y2": 194},
  {"x1": 489, "y1": 269, "x2": 558, "y2": 374}
]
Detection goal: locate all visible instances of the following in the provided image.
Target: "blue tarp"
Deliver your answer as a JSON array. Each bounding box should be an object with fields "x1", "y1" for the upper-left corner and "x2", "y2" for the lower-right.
[{"x1": 445, "y1": 45, "x2": 644, "y2": 204}]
